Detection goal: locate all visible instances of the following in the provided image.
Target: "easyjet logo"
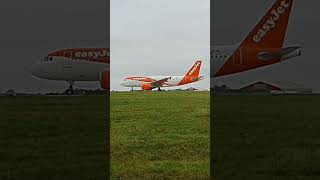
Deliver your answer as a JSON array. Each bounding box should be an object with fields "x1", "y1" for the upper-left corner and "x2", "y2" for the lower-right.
[
  {"x1": 253, "y1": 0, "x2": 290, "y2": 43},
  {"x1": 188, "y1": 61, "x2": 201, "y2": 76},
  {"x1": 131, "y1": 77, "x2": 146, "y2": 80},
  {"x1": 74, "y1": 50, "x2": 109, "y2": 58},
  {"x1": 128, "y1": 77, "x2": 154, "y2": 82}
]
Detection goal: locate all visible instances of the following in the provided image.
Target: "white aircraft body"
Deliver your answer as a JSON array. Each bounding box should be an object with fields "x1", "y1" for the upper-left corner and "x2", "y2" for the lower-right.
[
  {"x1": 120, "y1": 61, "x2": 204, "y2": 91},
  {"x1": 31, "y1": 48, "x2": 110, "y2": 94}
]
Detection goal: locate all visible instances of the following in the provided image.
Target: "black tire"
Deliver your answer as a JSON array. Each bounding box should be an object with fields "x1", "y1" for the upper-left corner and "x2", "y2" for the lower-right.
[{"x1": 66, "y1": 89, "x2": 74, "y2": 95}]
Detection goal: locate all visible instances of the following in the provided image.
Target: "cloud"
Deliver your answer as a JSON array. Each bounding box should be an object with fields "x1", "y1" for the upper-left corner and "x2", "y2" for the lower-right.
[{"x1": 111, "y1": 0, "x2": 210, "y2": 91}]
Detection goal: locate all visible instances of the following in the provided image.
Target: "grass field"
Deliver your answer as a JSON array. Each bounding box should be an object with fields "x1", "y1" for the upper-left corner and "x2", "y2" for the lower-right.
[
  {"x1": 214, "y1": 94, "x2": 320, "y2": 180},
  {"x1": 3, "y1": 93, "x2": 318, "y2": 179},
  {"x1": 0, "y1": 95, "x2": 108, "y2": 180},
  {"x1": 110, "y1": 91, "x2": 210, "y2": 179}
]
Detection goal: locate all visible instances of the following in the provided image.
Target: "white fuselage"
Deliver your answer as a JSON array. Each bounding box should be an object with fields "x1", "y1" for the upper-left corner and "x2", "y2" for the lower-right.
[
  {"x1": 120, "y1": 76, "x2": 185, "y2": 87},
  {"x1": 31, "y1": 56, "x2": 108, "y2": 81},
  {"x1": 211, "y1": 45, "x2": 237, "y2": 76}
]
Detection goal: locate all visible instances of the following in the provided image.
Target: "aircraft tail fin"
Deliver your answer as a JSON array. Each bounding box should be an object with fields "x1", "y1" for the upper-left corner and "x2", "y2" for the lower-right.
[
  {"x1": 242, "y1": 0, "x2": 294, "y2": 48},
  {"x1": 185, "y1": 60, "x2": 202, "y2": 78},
  {"x1": 178, "y1": 60, "x2": 203, "y2": 85}
]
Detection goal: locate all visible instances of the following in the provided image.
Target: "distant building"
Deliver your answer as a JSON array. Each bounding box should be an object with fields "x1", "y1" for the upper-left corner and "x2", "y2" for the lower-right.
[
  {"x1": 240, "y1": 81, "x2": 281, "y2": 93},
  {"x1": 212, "y1": 85, "x2": 230, "y2": 92},
  {"x1": 240, "y1": 81, "x2": 312, "y2": 94},
  {"x1": 185, "y1": 87, "x2": 198, "y2": 91}
]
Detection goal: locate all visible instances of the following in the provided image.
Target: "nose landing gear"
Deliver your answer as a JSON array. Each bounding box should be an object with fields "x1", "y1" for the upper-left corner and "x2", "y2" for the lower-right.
[{"x1": 66, "y1": 80, "x2": 74, "y2": 95}]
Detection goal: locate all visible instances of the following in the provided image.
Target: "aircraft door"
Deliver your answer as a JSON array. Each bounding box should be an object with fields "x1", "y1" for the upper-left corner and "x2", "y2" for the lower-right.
[
  {"x1": 233, "y1": 48, "x2": 243, "y2": 66},
  {"x1": 62, "y1": 51, "x2": 73, "y2": 76}
]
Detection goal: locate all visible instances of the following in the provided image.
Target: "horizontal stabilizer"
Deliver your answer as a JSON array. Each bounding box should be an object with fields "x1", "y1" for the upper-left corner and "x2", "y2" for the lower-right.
[{"x1": 258, "y1": 46, "x2": 301, "y2": 61}]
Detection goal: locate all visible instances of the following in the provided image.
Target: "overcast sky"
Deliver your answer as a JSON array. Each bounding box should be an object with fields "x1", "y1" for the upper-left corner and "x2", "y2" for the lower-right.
[
  {"x1": 111, "y1": 0, "x2": 210, "y2": 91},
  {"x1": 0, "y1": 0, "x2": 108, "y2": 93},
  {"x1": 212, "y1": 0, "x2": 320, "y2": 90},
  {"x1": 1, "y1": 0, "x2": 317, "y2": 93}
]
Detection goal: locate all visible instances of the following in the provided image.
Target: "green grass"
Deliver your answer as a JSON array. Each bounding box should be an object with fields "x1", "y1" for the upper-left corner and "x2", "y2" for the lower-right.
[
  {"x1": 0, "y1": 95, "x2": 108, "y2": 180},
  {"x1": 214, "y1": 94, "x2": 320, "y2": 180},
  {"x1": 110, "y1": 91, "x2": 210, "y2": 179},
  {"x1": 3, "y1": 93, "x2": 320, "y2": 179}
]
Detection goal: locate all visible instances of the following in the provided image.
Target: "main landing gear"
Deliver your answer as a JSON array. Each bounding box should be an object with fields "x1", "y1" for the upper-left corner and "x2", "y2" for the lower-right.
[
  {"x1": 157, "y1": 87, "x2": 162, "y2": 91},
  {"x1": 66, "y1": 80, "x2": 74, "y2": 95}
]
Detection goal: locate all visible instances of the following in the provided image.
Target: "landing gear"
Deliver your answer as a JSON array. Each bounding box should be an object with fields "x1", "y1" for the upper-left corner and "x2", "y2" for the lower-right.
[
  {"x1": 157, "y1": 87, "x2": 162, "y2": 91},
  {"x1": 66, "y1": 80, "x2": 74, "y2": 95}
]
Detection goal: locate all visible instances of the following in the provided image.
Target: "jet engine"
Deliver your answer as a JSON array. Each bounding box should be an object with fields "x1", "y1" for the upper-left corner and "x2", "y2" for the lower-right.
[
  {"x1": 100, "y1": 70, "x2": 110, "y2": 90},
  {"x1": 141, "y1": 83, "x2": 153, "y2": 90}
]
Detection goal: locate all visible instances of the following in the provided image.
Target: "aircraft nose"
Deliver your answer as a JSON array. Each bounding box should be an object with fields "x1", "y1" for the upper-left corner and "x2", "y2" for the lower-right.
[
  {"x1": 120, "y1": 81, "x2": 128, "y2": 87},
  {"x1": 30, "y1": 63, "x2": 43, "y2": 78}
]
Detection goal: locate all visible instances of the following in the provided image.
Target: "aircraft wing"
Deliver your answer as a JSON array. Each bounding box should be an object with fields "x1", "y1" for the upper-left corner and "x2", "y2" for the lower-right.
[
  {"x1": 151, "y1": 77, "x2": 171, "y2": 87},
  {"x1": 258, "y1": 46, "x2": 301, "y2": 61}
]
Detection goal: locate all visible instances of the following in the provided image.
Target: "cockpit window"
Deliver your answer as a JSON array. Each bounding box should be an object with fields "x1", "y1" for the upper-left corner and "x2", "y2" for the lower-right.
[
  {"x1": 41, "y1": 56, "x2": 48, "y2": 61},
  {"x1": 42, "y1": 56, "x2": 53, "y2": 62}
]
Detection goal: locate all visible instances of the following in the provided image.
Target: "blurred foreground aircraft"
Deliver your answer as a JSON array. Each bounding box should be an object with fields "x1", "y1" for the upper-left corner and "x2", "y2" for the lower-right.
[
  {"x1": 31, "y1": 48, "x2": 109, "y2": 94},
  {"x1": 211, "y1": 0, "x2": 301, "y2": 77}
]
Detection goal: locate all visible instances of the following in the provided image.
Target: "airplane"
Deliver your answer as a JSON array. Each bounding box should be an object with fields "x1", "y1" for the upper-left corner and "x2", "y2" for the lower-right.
[
  {"x1": 211, "y1": 0, "x2": 301, "y2": 78},
  {"x1": 31, "y1": 0, "x2": 299, "y2": 94},
  {"x1": 120, "y1": 61, "x2": 204, "y2": 91},
  {"x1": 31, "y1": 48, "x2": 110, "y2": 95}
]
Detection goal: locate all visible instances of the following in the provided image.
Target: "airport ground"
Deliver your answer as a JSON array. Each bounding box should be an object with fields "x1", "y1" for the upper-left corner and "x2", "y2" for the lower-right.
[
  {"x1": 0, "y1": 95, "x2": 108, "y2": 180},
  {"x1": 2, "y1": 93, "x2": 320, "y2": 179},
  {"x1": 111, "y1": 91, "x2": 210, "y2": 179},
  {"x1": 214, "y1": 94, "x2": 320, "y2": 180},
  {"x1": 0, "y1": 92, "x2": 210, "y2": 180}
]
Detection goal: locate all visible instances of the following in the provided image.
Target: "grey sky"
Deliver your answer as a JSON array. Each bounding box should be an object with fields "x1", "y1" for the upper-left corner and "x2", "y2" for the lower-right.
[
  {"x1": 212, "y1": 0, "x2": 320, "y2": 90},
  {"x1": 111, "y1": 0, "x2": 210, "y2": 91},
  {"x1": 0, "y1": 0, "x2": 109, "y2": 93},
  {"x1": 1, "y1": 0, "x2": 313, "y2": 93}
]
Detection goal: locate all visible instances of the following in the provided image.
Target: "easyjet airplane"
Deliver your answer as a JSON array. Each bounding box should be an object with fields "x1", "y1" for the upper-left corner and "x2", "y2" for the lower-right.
[
  {"x1": 31, "y1": 48, "x2": 110, "y2": 94},
  {"x1": 211, "y1": 0, "x2": 301, "y2": 78},
  {"x1": 120, "y1": 61, "x2": 204, "y2": 91},
  {"x1": 31, "y1": 0, "x2": 299, "y2": 94}
]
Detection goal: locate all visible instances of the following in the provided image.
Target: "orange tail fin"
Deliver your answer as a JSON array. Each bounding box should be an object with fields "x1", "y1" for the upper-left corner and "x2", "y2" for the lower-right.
[
  {"x1": 185, "y1": 61, "x2": 202, "y2": 78},
  {"x1": 178, "y1": 61, "x2": 202, "y2": 85},
  {"x1": 214, "y1": 0, "x2": 296, "y2": 77},
  {"x1": 242, "y1": 0, "x2": 294, "y2": 48}
]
